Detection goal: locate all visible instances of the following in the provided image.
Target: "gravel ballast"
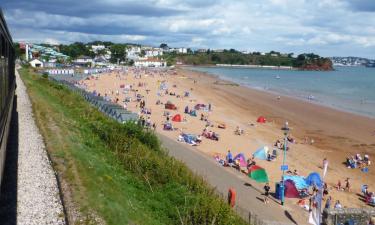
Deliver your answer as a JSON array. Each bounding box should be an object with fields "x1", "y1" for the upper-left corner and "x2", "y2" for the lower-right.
[{"x1": 16, "y1": 70, "x2": 66, "y2": 225}]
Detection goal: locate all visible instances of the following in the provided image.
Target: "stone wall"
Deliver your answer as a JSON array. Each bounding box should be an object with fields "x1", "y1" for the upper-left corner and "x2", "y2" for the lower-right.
[{"x1": 323, "y1": 208, "x2": 375, "y2": 225}]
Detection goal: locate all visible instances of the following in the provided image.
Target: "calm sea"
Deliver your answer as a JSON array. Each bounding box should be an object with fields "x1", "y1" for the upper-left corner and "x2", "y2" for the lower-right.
[{"x1": 187, "y1": 66, "x2": 375, "y2": 118}]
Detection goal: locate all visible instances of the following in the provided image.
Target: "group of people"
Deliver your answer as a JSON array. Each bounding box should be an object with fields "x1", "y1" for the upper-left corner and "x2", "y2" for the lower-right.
[
  {"x1": 201, "y1": 128, "x2": 219, "y2": 141},
  {"x1": 346, "y1": 153, "x2": 371, "y2": 169},
  {"x1": 362, "y1": 185, "x2": 375, "y2": 206}
]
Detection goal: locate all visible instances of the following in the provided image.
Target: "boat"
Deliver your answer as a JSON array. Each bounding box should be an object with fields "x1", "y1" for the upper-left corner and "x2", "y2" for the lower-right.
[{"x1": 275, "y1": 75, "x2": 281, "y2": 79}]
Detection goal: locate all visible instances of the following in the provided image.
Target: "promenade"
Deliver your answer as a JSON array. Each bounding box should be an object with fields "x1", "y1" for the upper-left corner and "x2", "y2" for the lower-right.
[{"x1": 158, "y1": 133, "x2": 309, "y2": 225}]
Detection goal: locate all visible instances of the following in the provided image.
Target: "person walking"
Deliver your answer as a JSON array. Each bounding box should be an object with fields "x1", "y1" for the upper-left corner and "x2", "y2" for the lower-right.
[
  {"x1": 264, "y1": 183, "x2": 271, "y2": 204},
  {"x1": 324, "y1": 196, "x2": 332, "y2": 209}
]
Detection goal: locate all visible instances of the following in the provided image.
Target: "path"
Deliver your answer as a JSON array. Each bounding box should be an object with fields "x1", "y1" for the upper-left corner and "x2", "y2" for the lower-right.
[
  {"x1": 157, "y1": 133, "x2": 309, "y2": 225},
  {"x1": 0, "y1": 69, "x2": 65, "y2": 225}
]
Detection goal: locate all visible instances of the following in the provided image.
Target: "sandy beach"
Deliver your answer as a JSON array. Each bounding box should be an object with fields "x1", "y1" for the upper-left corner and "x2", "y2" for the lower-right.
[{"x1": 80, "y1": 66, "x2": 375, "y2": 211}]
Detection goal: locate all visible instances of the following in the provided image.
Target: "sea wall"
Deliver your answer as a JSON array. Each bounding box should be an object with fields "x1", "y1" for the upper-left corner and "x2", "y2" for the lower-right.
[{"x1": 323, "y1": 208, "x2": 375, "y2": 225}]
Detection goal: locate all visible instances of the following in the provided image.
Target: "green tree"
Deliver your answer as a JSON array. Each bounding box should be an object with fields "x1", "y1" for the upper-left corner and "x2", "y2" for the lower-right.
[
  {"x1": 96, "y1": 49, "x2": 107, "y2": 56},
  {"x1": 160, "y1": 43, "x2": 168, "y2": 49},
  {"x1": 110, "y1": 44, "x2": 126, "y2": 64},
  {"x1": 13, "y1": 42, "x2": 22, "y2": 59}
]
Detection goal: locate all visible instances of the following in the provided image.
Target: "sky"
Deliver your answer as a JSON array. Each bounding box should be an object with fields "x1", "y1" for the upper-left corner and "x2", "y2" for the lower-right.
[{"x1": 2, "y1": 0, "x2": 375, "y2": 58}]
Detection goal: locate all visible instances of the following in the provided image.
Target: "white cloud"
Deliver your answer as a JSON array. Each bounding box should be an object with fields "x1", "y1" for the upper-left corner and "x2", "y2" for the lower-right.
[{"x1": 3, "y1": 0, "x2": 375, "y2": 58}]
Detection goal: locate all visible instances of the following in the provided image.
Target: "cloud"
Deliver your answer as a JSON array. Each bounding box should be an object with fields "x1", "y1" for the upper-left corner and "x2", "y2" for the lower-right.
[
  {"x1": 344, "y1": 0, "x2": 375, "y2": 12},
  {"x1": 2, "y1": 0, "x2": 184, "y2": 17},
  {"x1": 2, "y1": 0, "x2": 375, "y2": 58}
]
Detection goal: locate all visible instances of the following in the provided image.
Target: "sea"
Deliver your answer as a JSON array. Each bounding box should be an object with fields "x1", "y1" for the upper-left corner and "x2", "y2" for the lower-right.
[{"x1": 187, "y1": 66, "x2": 375, "y2": 118}]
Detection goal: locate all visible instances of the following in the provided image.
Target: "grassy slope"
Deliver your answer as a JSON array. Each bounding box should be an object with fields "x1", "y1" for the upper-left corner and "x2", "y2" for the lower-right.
[{"x1": 20, "y1": 68, "x2": 246, "y2": 225}]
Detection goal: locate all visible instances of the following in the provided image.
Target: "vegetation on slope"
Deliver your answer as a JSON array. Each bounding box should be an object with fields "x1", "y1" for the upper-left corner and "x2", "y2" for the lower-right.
[
  {"x1": 20, "y1": 68, "x2": 246, "y2": 225},
  {"x1": 166, "y1": 50, "x2": 333, "y2": 70}
]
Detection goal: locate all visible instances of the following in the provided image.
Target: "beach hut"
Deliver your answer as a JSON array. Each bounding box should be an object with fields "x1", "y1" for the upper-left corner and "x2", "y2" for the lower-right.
[
  {"x1": 172, "y1": 114, "x2": 182, "y2": 122},
  {"x1": 252, "y1": 146, "x2": 269, "y2": 160},
  {"x1": 248, "y1": 165, "x2": 269, "y2": 183},
  {"x1": 257, "y1": 116, "x2": 266, "y2": 123}
]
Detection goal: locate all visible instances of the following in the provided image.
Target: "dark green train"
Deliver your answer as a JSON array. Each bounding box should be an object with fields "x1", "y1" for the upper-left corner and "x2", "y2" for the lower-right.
[{"x1": 0, "y1": 9, "x2": 16, "y2": 189}]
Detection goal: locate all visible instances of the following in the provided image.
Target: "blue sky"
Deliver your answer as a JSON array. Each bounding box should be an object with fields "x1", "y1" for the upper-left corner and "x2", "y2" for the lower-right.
[{"x1": 2, "y1": 0, "x2": 375, "y2": 58}]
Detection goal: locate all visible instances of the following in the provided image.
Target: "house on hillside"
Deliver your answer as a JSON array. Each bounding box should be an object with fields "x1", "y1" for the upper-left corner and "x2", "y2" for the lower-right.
[
  {"x1": 44, "y1": 59, "x2": 57, "y2": 68},
  {"x1": 94, "y1": 56, "x2": 109, "y2": 67},
  {"x1": 145, "y1": 48, "x2": 163, "y2": 57},
  {"x1": 127, "y1": 46, "x2": 141, "y2": 60},
  {"x1": 91, "y1": 45, "x2": 106, "y2": 53},
  {"x1": 73, "y1": 56, "x2": 93, "y2": 67},
  {"x1": 134, "y1": 58, "x2": 166, "y2": 67},
  {"x1": 29, "y1": 58, "x2": 44, "y2": 68}
]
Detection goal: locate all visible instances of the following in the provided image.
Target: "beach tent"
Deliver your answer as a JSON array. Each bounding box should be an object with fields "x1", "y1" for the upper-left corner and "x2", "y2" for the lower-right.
[
  {"x1": 165, "y1": 101, "x2": 177, "y2": 110},
  {"x1": 257, "y1": 116, "x2": 266, "y2": 123},
  {"x1": 194, "y1": 104, "x2": 206, "y2": 110},
  {"x1": 284, "y1": 180, "x2": 301, "y2": 198},
  {"x1": 181, "y1": 133, "x2": 197, "y2": 145},
  {"x1": 305, "y1": 172, "x2": 323, "y2": 188},
  {"x1": 253, "y1": 146, "x2": 269, "y2": 160},
  {"x1": 159, "y1": 82, "x2": 168, "y2": 90},
  {"x1": 190, "y1": 110, "x2": 197, "y2": 117},
  {"x1": 284, "y1": 175, "x2": 309, "y2": 190},
  {"x1": 172, "y1": 114, "x2": 182, "y2": 122},
  {"x1": 233, "y1": 153, "x2": 247, "y2": 167},
  {"x1": 248, "y1": 165, "x2": 269, "y2": 183},
  {"x1": 163, "y1": 122, "x2": 173, "y2": 130}
]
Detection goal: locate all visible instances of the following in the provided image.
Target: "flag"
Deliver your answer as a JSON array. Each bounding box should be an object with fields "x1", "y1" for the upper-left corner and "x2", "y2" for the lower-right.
[
  {"x1": 309, "y1": 211, "x2": 318, "y2": 225},
  {"x1": 323, "y1": 160, "x2": 328, "y2": 178}
]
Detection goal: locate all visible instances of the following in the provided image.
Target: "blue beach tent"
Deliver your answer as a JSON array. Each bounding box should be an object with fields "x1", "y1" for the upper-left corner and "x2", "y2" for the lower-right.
[
  {"x1": 284, "y1": 175, "x2": 309, "y2": 190},
  {"x1": 253, "y1": 146, "x2": 269, "y2": 160},
  {"x1": 305, "y1": 172, "x2": 323, "y2": 188}
]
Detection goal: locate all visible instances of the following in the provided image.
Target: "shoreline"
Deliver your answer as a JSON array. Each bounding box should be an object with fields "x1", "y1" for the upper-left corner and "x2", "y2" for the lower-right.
[{"x1": 183, "y1": 66, "x2": 375, "y2": 119}]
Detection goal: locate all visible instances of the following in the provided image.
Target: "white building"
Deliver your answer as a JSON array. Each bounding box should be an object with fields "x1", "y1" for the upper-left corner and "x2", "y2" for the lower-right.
[
  {"x1": 212, "y1": 49, "x2": 224, "y2": 53},
  {"x1": 145, "y1": 48, "x2": 163, "y2": 57},
  {"x1": 29, "y1": 58, "x2": 44, "y2": 68},
  {"x1": 127, "y1": 46, "x2": 141, "y2": 60},
  {"x1": 74, "y1": 56, "x2": 93, "y2": 67},
  {"x1": 134, "y1": 58, "x2": 166, "y2": 67},
  {"x1": 91, "y1": 45, "x2": 106, "y2": 53},
  {"x1": 177, "y1": 48, "x2": 187, "y2": 54}
]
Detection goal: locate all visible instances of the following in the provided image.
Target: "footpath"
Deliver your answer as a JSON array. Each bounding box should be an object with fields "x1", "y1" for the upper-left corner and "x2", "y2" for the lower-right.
[
  {"x1": 0, "y1": 69, "x2": 65, "y2": 225},
  {"x1": 157, "y1": 133, "x2": 309, "y2": 225}
]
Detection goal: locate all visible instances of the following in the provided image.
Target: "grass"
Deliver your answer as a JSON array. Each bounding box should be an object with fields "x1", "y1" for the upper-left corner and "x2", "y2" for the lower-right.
[{"x1": 19, "y1": 68, "x2": 247, "y2": 225}]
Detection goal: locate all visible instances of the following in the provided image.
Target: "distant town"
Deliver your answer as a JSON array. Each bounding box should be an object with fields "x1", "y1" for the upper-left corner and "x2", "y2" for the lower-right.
[
  {"x1": 18, "y1": 41, "x2": 374, "y2": 71},
  {"x1": 330, "y1": 56, "x2": 375, "y2": 67}
]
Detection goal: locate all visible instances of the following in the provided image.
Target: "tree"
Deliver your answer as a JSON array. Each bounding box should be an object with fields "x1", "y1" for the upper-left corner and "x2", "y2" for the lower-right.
[
  {"x1": 110, "y1": 44, "x2": 126, "y2": 64},
  {"x1": 96, "y1": 49, "x2": 107, "y2": 57},
  {"x1": 140, "y1": 50, "x2": 146, "y2": 57},
  {"x1": 160, "y1": 43, "x2": 169, "y2": 49},
  {"x1": 13, "y1": 42, "x2": 22, "y2": 59}
]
